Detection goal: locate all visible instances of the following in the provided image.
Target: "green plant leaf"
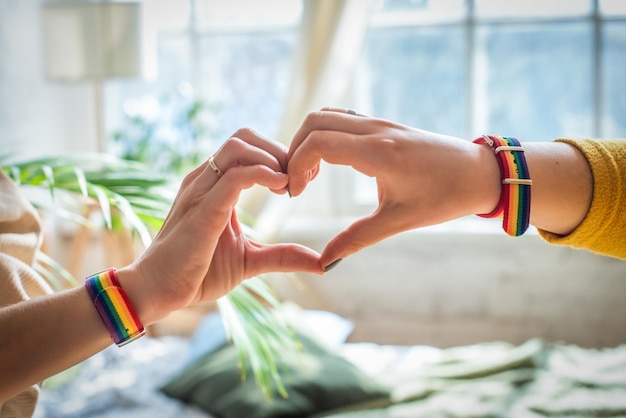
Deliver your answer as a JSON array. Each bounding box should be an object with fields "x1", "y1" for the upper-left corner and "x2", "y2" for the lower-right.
[
  {"x1": 111, "y1": 194, "x2": 153, "y2": 248},
  {"x1": 73, "y1": 167, "x2": 89, "y2": 197},
  {"x1": 34, "y1": 251, "x2": 79, "y2": 291},
  {"x1": 9, "y1": 166, "x2": 21, "y2": 185},
  {"x1": 89, "y1": 184, "x2": 113, "y2": 230},
  {"x1": 218, "y1": 278, "x2": 295, "y2": 400}
]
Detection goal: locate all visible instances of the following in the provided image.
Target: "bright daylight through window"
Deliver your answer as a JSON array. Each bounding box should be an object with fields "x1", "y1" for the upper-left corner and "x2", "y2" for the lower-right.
[
  {"x1": 352, "y1": 0, "x2": 626, "y2": 207},
  {"x1": 108, "y1": 0, "x2": 626, "y2": 210}
]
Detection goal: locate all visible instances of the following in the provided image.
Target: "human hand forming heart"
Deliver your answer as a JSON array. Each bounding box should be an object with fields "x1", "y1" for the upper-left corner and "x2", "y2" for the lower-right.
[
  {"x1": 286, "y1": 108, "x2": 502, "y2": 271},
  {"x1": 119, "y1": 128, "x2": 324, "y2": 326}
]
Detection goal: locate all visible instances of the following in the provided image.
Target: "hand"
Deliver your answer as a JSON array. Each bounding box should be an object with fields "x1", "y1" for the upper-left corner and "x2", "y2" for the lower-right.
[
  {"x1": 287, "y1": 108, "x2": 501, "y2": 269},
  {"x1": 121, "y1": 128, "x2": 323, "y2": 324}
]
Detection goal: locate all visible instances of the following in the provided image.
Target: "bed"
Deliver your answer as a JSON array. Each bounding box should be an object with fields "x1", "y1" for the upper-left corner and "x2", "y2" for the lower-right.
[{"x1": 34, "y1": 306, "x2": 626, "y2": 418}]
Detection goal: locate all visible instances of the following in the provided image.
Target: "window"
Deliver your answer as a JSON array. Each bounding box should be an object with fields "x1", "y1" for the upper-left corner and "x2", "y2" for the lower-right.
[
  {"x1": 107, "y1": 0, "x2": 625, "y2": 215},
  {"x1": 359, "y1": 0, "x2": 625, "y2": 139},
  {"x1": 106, "y1": 0, "x2": 301, "y2": 165},
  {"x1": 351, "y1": 0, "x2": 626, "y2": 209}
]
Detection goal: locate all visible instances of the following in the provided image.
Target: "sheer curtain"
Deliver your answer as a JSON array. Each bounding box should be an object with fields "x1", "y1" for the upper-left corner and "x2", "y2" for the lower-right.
[
  {"x1": 276, "y1": 0, "x2": 374, "y2": 142},
  {"x1": 242, "y1": 0, "x2": 374, "y2": 241}
]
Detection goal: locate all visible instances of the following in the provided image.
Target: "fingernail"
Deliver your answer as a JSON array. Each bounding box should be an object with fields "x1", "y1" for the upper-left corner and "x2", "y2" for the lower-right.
[{"x1": 323, "y1": 259, "x2": 343, "y2": 272}]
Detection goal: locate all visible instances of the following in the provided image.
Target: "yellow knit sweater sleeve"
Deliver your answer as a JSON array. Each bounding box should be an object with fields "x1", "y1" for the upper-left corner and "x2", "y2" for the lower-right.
[{"x1": 537, "y1": 139, "x2": 626, "y2": 260}]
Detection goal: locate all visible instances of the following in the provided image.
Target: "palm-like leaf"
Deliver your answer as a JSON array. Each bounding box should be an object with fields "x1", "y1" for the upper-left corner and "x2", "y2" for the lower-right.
[
  {"x1": 218, "y1": 279, "x2": 295, "y2": 400},
  {"x1": 1, "y1": 153, "x2": 295, "y2": 399}
]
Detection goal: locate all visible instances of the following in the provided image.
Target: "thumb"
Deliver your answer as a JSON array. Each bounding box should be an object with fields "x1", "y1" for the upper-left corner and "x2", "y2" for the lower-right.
[
  {"x1": 245, "y1": 241, "x2": 324, "y2": 277},
  {"x1": 320, "y1": 212, "x2": 395, "y2": 271}
]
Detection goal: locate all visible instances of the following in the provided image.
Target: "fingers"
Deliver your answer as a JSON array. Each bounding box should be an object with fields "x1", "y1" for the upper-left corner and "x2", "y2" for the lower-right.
[
  {"x1": 245, "y1": 241, "x2": 323, "y2": 277},
  {"x1": 287, "y1": 129, "x2": 384, "y2": 197},
  {"x1": 287, "y1": 109, "x2": 393, "y2": 197},
  {"x1": 205, "y1": 165, "x2": 289, "y2": 213},
  {"x1": 192, "y1": 128, "x2": 290, "y2": 194},
  {"x1": 287, "y1": 130, "x2": 347, "y2": 197},
  {"x1": 235, "y1": 127, "x2": 290, "y2": 172},
  {"x1": 288, "y1": 108, "x2": 372, "y2": 159},
  {"x1": 217, "y1": 127, "x2": 288, "y2": 173}
]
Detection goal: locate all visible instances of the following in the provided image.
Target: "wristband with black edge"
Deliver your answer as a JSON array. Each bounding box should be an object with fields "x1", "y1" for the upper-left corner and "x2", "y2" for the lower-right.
[{"x1": 473, "y1": 135, "x2": 532, "y2": 237}]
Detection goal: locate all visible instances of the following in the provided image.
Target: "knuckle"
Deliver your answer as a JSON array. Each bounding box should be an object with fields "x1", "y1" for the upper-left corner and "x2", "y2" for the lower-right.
[
  {"x1": 306, "y1": 130, "x2": 326, "y2": 144},
  {"x1": 222, "y1": 136, "x2": 247, "y2": 153},
  {"x1": 303, "y1": 110, "x2": 325, "y2": 127},
  {"x1": 231, "y1": 127, "x2": 257, "y2": 140},
  {"x1": 180, "y1": 168, "x2": 199, "y2": 188}
]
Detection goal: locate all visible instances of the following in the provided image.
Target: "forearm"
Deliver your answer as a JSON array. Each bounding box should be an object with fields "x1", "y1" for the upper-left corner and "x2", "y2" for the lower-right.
[
  {"x1": 535, "y1": 139, "x2": 626, "y2": 259},
  {"x1": 0, "y1": 286, "x2": 112, "y2": 402},
  {"x1": 523, "y1": 142, "x2": 593, "y2": 235},
  {"x1": 0, "y1": 265, "x2": 156, "y2": 403}
]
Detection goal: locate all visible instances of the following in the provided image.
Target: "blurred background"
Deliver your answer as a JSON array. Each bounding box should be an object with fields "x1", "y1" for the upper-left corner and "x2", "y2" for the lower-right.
[{"x1": 1, "y1": 0, "x2": 626, "y2": 348}]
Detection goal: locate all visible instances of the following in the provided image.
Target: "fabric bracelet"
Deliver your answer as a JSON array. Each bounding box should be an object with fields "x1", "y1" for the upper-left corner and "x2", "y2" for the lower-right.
[
  {"x1": 85, "y1": 268, "x2": 146, "y2": 347},
  {"x1": 473, "y1": 135, "x2": 532, "y2": 237}
]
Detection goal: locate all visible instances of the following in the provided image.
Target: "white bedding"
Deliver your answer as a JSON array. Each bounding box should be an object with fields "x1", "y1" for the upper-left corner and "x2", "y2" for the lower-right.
[
  {"x1": 34, "y1": 308, "x2": 361, "y2": 418},
  {"x1": 33, "y1": 309, "x2": 626, "y2": 418},
  {"x1": 34, "y1": 337, "x2": 213, "y2": 418}
]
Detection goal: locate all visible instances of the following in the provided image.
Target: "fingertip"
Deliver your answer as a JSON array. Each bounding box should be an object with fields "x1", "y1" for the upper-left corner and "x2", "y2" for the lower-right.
[
  {"x1": 271, "y1": 187, "x2": 289, "y2": 195},
  {"x1": 308, "y1": 262, "x2": 325, "y2": 276},
  {"x1": 320, "y1": 248, "x2": 342, "y2": 272},
  {"x1": 323, "y1": 258, "x2": 343, "y2": 273},
  {"x1": 286, "y1": 180, "x2": 304, "y2": 197}
]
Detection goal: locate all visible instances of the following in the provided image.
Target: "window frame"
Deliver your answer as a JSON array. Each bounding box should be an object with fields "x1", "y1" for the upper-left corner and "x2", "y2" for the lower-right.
[
  {"x1": 342, "y1": 0, "x2": 626, "y2": 215},
  {"x1": 108, "y1": 1, "x2": 625, "y2": 220}
]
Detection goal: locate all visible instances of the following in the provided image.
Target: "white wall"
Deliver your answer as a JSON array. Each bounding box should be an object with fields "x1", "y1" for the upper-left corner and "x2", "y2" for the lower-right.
[
  {"x1": 269, "y1": 217, "x2": 626, "y2": 348},
  {"x1": 0, "y1": 0, "x2": 98, "y2": 160}
]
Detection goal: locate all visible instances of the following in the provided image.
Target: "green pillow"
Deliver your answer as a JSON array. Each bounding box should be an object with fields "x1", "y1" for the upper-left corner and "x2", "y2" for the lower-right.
[{"x1": 161, "y1": 332, "x2": 390, "y2": 418}]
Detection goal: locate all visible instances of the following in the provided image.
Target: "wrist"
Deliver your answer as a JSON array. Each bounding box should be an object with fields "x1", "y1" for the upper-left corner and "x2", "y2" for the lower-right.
[
  {"x1": 115, "y1": 265, "x2": 162, "y2": 326},
  {"x1": 471, "y1": 141, "x2": 502, "y2": 215}
]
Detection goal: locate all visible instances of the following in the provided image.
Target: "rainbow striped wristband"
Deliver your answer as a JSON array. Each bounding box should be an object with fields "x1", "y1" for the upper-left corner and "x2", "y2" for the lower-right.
[
  {"x1": 473, "y1": 135, "x2": 532, "y2": 237},
  {"x1": 85, "y1": 268, "x2": 146, "y2": 347}
]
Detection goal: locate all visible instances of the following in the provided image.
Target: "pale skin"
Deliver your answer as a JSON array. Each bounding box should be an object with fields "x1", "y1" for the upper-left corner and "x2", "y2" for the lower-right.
[
  {"x1": 0, "y1": 129, "x2": 324, "y2": 403},
  {"x1": 286, "y1": 108, "x2": 594, "y2": 270}
]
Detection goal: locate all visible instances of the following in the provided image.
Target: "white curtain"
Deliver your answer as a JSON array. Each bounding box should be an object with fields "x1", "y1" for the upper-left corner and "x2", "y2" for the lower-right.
[
  {"x1": 276, "y1": 0, "x2": 374, "y2": 144},
  {"x1": 242, "y1": 0, "x2": 375, "y2": 241}
]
